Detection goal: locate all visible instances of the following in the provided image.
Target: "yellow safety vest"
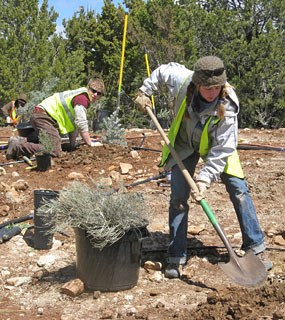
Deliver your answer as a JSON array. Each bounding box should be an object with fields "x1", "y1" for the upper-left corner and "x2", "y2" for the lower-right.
[
  {"x1": 160, "y1": 99, "x2": 244, "y2": 179},
  {"x1": 10, "y1": 103, "x2": 18, "y2": 122},
  {"x1": 40, "y1": 88, "x2": 89, "y2": 134}
]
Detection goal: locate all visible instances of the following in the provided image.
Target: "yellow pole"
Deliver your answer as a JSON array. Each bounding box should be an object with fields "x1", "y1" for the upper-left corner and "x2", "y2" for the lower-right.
[
  {"x1": 117, "y1": 14, "x2": 128, "y2": 101},
  {"x1": 144, "y1": 50, "x2": 156, "y2": 113}
]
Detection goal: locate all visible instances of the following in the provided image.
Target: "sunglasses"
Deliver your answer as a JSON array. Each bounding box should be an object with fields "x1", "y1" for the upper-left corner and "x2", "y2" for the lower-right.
[
  {"x1": 89, "y1": 86, "x2": 103, "y2": 95},
  {"x1": 198, "y1": 67, "x2": 225, "y2": 77}
]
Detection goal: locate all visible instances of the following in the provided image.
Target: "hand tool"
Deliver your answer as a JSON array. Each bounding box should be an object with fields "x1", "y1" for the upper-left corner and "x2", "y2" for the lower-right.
[{"x1": 145, "y1": 106, "x2": 267, "y2": 288}]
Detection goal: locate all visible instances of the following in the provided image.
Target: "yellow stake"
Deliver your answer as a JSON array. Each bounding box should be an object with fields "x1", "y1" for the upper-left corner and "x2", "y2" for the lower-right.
[
  {"x1": 144, "y1": 51, "x2": 156, "y2": 112},
  {"x1": 118, "y1": 14, "x2": 128, "y2": 97}
]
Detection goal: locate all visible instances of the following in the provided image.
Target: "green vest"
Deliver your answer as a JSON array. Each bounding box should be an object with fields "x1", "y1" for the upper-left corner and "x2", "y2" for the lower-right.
[
  {"x1": 40, "y1": 88, "x2": 89, "y2": 134},
  {"x1": 160, "y1": 99, "x2": 244, "y2": 179}
]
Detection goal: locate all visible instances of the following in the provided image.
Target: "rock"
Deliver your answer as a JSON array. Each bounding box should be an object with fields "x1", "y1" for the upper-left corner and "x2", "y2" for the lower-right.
[
  {"x1": 100, "y1": 308, "x2": 114, "y2": 319},
  {"x1": 187, "y1": 224, "x2": 205, "y2": 235},
  {"x1": 0, "y1": 167, "x2": 6, "y2": 175},
  {"x1": 144, "y1": 261, "x2": 162, "y2": 271},
  {"x1": 37, "y1": 254, "x2": 56, "y2": 267},
  {"x1": 6, "y1": 276, "x2": 32, "y2": 286},
  {"x1": 5, "y1": 188, "x2": 21, "y2": 203},
  {"x1": 0, "y1": 205, "x2": 10, "y2": 216},
  {"x1": 32, "y1": 269, "x2": 49, "y2": 281},
  {"x1": 148, "y1": 271, "x2": 163, "y2": 283},
  {"x1": 61, "y1": 278, "x2": 84, "y2": 297},
  {"x1": 130, "y1": 150, "x2": 140, "y2": 159},
  {"x1": 11, "y1": 171, "x2": 20, "y2": 177},
  {"x1": 98, "y1": 176, "x2": 112, "y2": 186},
  {"x1": 120, "y1": 162, "x2": 133, "y2": 174},
  {"x1": 67, "y1": 172, "x2": 85, "y2": 180},
  {"x1": 12, "y1": 179, "x2": 29, "y2": 191},
  {"x1": 93, "y1": 291, "x2": 101, "y2": 299},
  {"x1": 274, "y1": 235, "x2": 285, "y2": 246},
  {"x1": 109, "y1": 170, "x2": 121, "y2": 182}
]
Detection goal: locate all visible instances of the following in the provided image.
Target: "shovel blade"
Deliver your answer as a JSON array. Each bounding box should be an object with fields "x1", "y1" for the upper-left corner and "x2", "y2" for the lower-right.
[{"x1": 218, "y1": 250, "x2": 267, "y2": 288}]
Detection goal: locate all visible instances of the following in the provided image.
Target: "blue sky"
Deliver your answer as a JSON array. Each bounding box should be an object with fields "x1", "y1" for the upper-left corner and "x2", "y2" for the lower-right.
[{"x1": 41, "y1": 0, "x2": 125, "y2": 32}]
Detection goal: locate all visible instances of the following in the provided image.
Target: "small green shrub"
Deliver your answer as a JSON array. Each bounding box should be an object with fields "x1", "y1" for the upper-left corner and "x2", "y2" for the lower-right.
[{"x1": 38, "y1": 129, "x2": 55, "y2": 154}]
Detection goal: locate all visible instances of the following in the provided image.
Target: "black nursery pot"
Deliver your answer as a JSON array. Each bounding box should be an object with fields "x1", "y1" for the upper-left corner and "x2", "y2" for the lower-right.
[
  {"x1": 35, "y1": 153, "x2": 51, "y2": 171},
  {"x1": 34, "y1": 189, "x2": 59, "y2": 250}
]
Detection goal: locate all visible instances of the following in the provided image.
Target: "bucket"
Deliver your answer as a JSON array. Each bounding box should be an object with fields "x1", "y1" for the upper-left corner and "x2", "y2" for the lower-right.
[
  {"x1": 34, "y1": 190, "x2": 59, "y2": 250},
  {"x1": 75, "y1": 227, "x2": 148, "y2": 292}
]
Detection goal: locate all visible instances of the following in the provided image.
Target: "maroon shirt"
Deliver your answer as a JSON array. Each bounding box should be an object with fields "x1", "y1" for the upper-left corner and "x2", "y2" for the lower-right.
[{"x1": 72, "y1": 94, "x2": 90, "y2": 109}]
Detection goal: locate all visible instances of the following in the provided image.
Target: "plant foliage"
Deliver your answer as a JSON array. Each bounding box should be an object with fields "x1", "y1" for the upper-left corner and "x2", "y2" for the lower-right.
[{"x1": 37, "y1": 181, "x2": 149, "y2": 250}]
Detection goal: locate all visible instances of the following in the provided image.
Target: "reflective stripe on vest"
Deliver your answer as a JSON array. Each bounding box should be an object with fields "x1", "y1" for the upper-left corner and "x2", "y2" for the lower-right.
[
  {"x1": 10, "y1": 104, "x2": 18, "y2": 122},
  {"x1": 199, "y1": 116, "x2": 244, "y2": 178},
  {"x1": 159, "y1": 97, "x2": 187, "y2": 167}
]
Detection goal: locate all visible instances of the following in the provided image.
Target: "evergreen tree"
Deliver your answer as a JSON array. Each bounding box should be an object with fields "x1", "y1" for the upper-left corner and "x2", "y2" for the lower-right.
[{"x1": 0, "y1": 0, "x2": 58, "y2": 103}]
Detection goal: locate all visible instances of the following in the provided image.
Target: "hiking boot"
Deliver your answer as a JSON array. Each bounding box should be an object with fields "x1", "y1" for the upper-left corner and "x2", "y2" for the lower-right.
[
  {"x1": 165, "y1": 263, "x2": 181, "y2": 279},
  {"x1": 256, "y1": 251, "x2": 273, "y2": 271},
  {"x1": 6, "y1": 137, "x2": 21, "y2": 160}
]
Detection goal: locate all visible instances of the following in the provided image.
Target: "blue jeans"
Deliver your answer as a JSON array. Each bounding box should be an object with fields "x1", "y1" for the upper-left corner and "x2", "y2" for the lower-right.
[{"x1": 167, "y1": 153, "x2": 265, "y2": 264}]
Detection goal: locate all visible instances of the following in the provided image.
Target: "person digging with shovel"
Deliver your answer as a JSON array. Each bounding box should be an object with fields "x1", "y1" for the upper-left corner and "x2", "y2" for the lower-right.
[
  {"x1": 6, "y1": 77, "x2": 105, "y2": 160},
  {"x1": 135, "y1": 56, "x2": 272, "y2": 279}
]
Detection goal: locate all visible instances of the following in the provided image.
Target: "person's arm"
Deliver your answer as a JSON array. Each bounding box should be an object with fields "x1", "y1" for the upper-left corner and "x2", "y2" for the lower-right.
[
  {"x1": 73, "y1": 104, "x2": 93, "y2": 146},
  {"x1": 139, "y1": 62, "x2": 192, "y2": 97},
  {"x1": 135, "y1": 62, "x2": 192, "y2": 113}
]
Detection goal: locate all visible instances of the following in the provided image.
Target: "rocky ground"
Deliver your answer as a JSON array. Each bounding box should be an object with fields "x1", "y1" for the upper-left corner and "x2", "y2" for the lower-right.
[{"x1": 0, "y1": 125, "x2": 285, "y2": 320}]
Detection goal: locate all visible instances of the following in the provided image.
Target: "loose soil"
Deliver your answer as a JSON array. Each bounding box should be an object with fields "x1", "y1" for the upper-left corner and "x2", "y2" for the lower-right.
[{"x1": 0, "y1": 126, "x2": 284, "y2": 320}]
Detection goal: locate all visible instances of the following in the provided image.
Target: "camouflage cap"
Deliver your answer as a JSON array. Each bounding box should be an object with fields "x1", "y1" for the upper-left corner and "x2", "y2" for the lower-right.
[
  {"x1": 192, "y1": 56, "x2": 226, "y2": 87},
  {"x1": 88, "y1": 78, "x2": 105, "y2": 95}
]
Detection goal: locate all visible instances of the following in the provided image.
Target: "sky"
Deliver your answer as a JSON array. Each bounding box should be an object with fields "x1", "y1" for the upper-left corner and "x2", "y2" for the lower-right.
[{"x1": 40, "y1": 0, "x2": 125, "y2": 33}]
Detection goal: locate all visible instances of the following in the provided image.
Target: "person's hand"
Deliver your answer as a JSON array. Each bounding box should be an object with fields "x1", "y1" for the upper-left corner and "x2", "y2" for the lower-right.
[
  {"x1": 192, "y1": 181, "x2": 210, "y2": 201},
  {"x1": 90, "y1": 141, "x2": 103, "y2": 147},
  {"x1": 134, "y1": 91, "x2": 152, "y2": 114}
]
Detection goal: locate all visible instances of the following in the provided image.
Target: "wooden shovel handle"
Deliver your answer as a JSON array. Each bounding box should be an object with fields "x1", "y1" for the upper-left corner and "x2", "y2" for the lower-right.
[{"x1": 146, "y1": 106, "x2": 199, "y2": 194}]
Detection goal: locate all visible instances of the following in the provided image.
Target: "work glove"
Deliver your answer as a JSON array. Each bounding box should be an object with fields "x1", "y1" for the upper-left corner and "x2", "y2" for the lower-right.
[
  {"x1": 90, "y1": 140, "x2": 103, "y2": 147},
  {"x1": 192, "y1": 180, "x2": 210, "y2": 201},
  {"x1": 134, "y1": 91, "x2": 152, "y2": 114}
]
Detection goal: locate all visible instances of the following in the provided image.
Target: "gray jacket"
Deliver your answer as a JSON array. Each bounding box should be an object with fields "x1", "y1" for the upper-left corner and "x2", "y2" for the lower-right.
[{"x1": 139, "y1": 62, "x2": 240, "y2": 184}]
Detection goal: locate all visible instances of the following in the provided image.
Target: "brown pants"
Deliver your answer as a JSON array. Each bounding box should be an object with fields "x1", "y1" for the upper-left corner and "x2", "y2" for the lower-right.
[{"x1": 17, "y1": 111, "x2": 62, "y2": 157}]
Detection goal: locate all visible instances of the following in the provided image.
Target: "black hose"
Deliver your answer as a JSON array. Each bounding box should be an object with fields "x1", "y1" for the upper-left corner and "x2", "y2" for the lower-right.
[{"x1": 238, "y1": 144, "x2": 285, "y2": 151}]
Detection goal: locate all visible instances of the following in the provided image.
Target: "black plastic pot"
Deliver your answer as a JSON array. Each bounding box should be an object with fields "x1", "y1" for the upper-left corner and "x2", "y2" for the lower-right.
[
  {"x1": 17, "y1": 122, "x2": 35, "y2": 137},
  {"x1": 92, "y1": 110, "x2": 112, "y2": 132},
  {"x1": 75, "y1": 227, "x2": 148, "y2": 292},
  {"x1": 158, "y1": 118, "x2": 169, "y2": 129},
  {"x1": 36, "y1": 153, "x2": 51, "y2": 171},
  {"x1": 92, "y1": 119, "x2": 101, "y2": 132},
  {"x1": 97, "y1": 109, "x2": 112, "y2": 122},
  {"x1": 34, "y1": 189, "x2": 59, "y2": 250}
]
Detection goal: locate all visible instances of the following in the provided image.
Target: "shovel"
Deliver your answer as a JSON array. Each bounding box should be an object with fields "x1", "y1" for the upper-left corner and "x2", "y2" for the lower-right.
[{"x1": 145, "y1": 106, "x2": 267, "y2": 288}]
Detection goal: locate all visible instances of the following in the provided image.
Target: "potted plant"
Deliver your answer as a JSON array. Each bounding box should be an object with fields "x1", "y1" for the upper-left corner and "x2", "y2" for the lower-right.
[
  {"x1": 37, "y1": 181, "x2": 149, "y2": 292},
  {"x1": 35, "y1": 129, "x2": 55, "y2": 171}
]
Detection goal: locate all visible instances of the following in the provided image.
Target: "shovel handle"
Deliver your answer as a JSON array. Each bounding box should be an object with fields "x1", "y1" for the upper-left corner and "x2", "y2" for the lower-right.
[
  {"x1": 145, "y1": 106, "x2": 237, "y2": 253},
  {"x1": 146, "y1": 106, "x2": 199, "y2": 194}
]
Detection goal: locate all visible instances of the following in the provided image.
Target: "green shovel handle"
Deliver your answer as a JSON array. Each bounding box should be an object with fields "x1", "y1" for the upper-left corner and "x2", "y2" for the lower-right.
[{"x1": 199, "y1": 199, "x2": 218, "y2": 226}]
